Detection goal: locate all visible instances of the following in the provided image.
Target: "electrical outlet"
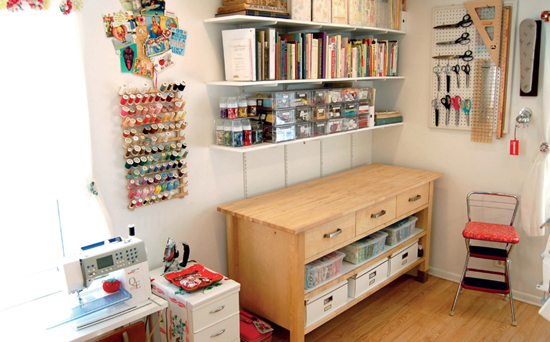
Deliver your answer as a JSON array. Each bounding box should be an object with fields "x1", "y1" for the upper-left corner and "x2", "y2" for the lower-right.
[{"x1": 494, "y1": 260, "x2": 505, "y2": 268}]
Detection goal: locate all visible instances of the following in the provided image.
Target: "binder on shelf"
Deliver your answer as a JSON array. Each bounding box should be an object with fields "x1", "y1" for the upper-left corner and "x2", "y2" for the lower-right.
[{"x1": 222, "y1": 28, "x2": 257, "y2": 82}]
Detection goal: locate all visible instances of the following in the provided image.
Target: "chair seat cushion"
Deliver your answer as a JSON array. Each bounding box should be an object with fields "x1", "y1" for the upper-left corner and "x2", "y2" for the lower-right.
[{"x1": 463, "y1": 221, "x2": 520, "y2": 244}]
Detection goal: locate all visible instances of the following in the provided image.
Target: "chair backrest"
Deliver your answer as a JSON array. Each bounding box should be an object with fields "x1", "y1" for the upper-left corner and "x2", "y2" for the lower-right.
[{"x1": 466, "y1": 191, "x2": 519, "y2": 226}]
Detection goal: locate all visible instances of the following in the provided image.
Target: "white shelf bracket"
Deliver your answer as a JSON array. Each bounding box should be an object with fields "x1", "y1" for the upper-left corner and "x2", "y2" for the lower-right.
[
  {"x1": 243, "y1": 152, "x2": 248, "y2": 199},
  {"x1": 350, "y1": 134, "x2": 354, "y2": 169},
  {"x1": 320, "y1": 139, "x2": 324, "y2": 178},
  {"x1": 284, "y1": 145, "x2": 289, "y2": 188}
]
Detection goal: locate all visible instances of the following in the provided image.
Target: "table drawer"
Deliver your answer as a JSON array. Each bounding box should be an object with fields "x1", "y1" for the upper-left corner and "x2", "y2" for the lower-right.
[
  {"x1": 305, "y1": 214, "x2": 355, "y2": 259},
  {"x1": 190, "y1": 291, "x2": 239, "y2": 333},
  {"x1": 356, "y1": 197, "x2": 396, "y2": 235},
  {"x1": 191, "y1": 312, "x2": 239, "y2": 342},
  {"x1": 396, "y1": 183, "x2": 429, "y2": 217}
]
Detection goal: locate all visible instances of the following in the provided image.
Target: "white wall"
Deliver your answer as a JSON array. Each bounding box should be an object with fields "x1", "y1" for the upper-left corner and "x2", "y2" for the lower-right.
[
  {"x1": 373, "y1": 0, "x2": 548, "y2": 304},
  {"x1": 79, "y1": 0, "x2": 373, "y2": 276}
]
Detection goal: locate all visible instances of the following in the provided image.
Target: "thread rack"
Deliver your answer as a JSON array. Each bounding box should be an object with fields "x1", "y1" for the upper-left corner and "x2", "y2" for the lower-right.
[{"x1": 118, "y1": 82, "x2": 189, "y2": 210}]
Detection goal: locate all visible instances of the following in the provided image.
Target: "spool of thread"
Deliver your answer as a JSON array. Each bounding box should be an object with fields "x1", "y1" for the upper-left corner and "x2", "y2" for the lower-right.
[
  {"x1": 125, "y1": 148, "x2": 132, "y2": 157},
  {"x1": 136, "y1": 105, "x2": 143, "y2": 115},
  {"x1": 125, "y1": 159, "x2": 134, "y2": 169},
  {"x1": 136, "y1": 117, "x2": 144, "y2": 126},
  {"x1": 159, "y1": 94, "x2": 166, "y2": 103},
  {"x1": 161, "y1": 183, "x2": 168, "y2": 192},
  {"x1": 141, "y1": 166, "x2": 147, "y2": 176},
  {"x1": 127, "y1": 179, "x2": 135, "y2": 189},
  {"x1": 130, "y1": 129, "x2": 137, "y2": 136},
  {"x1": 137, "y1": 199, "x2": 143, "y2": 207},
  {"x1": 155, "y1": 114, "x2": 162, "y2": 123},
  {"x1": 133, "y1": 170, "x2": 140, "y2": 178},
  {"x1": 167, "y1": 182, "x2": 174, "y2": 191},
  {"x1": 154, "y1": 93, "x2": 161, "y2": 102},
  {"x1": 150, "y1": 195, "x2": 157, "y2": 203},
  {"x1": 159, "y1": 163, "x2": 165, "y2": 171},
  {"x1": 144, "y1": 115, "x2": 151, "y2": 124},
  {"x1": 167, "y1": 93, "x2": 173, "y2": 102},
  {"x1": 142, "y1": 106, "x2": 149, "y2": 115},
  {"x1": 151, "y1": 136, "x2": 158, "y2": 145},
  {"x1": 152, "y1": 146, "x2": 159, "y2": 154},
  {"x1": 161, "y1": 106, "x2": 167, "y2": 114},
  {"x1": 133, "y1": 145, "x2": 141, "y2": 155},
  {"x1": 170, "y1": 152, "x2": 177, "y2": 161},
  {"x1": 135, "y1": 188, "x2": 143, "y2": 198},
  {"x1": 150, "y1": 124, "x2": 158, "y2": 134},
  {"x1": 165, "y1": 132, "x2": 172, "y2": 141},
  {"x1": 148, "y1": 93, "x2": 155, "y2": 103},
  {"x1": 154, "y1": 185, "x2": 162, "y2": 194},
  {"x1": 147, "y1": 156, "x2": 154, "y2": 165},
  {"x1": 153, "y1": 164, "x2": 159, "y2": 173},
  {"x1": 129, "y1": 94, "x2": 136, "y2": 105},
  {"x1": 147, "y1": 177, "x2": 154, "y2": 185},
  {"x1": 122, "y1": 117, "x2": 131, "y2": 126},
  {"x1": 161, "y1": 113, "x2": 168, "y2": 121},
  {"x1": 154, "y1": 174, "x2": 161, "y2": 183},
  {"x1": 136, "y1": 94, "x2": 143, "y2": 104},
  {"x1": 128, "y1": 190, "x2": 135, "y2": 199},
  {"x1": 133, "y1": 157, "x2": 140, "y2": 166},
  {"x1": 123, "y1": 130, "x2": 130, "y2": 137},
  {"x1": 154, "y1": 104, "x2": 161, "y2": 114},
  {"x1": 129, "y1": 119, "x2": 136, "y2": 127},
  {"x1": 127, "y1": 84, "x2": 136, "y2": 94},
  {"x1": 160, "y1": 153, "x2": 166, "y2": 161},
  {"x1": 169, "y1": 112, "x2": 176, "y2": 121},
  {"x1": 120, "y1": 95, "x2": 129, "y2": 105},
  {"x1": 141, "y1": 178, "x2": 148, "y2": 186},
  {"x1": 132, "y1": 136, "x2": 140, "y2": 145},
  {"x1": 119, "y1": 84, "x2": 128, "y2": 96},
  {"x1": 173, "y1": 82, "x2": 180, "y2": 92},
  {"x1": 140, "y1": 156, "x2": 147, "y2": 166},
  {"x1": 174, "y1": 180, "x2": 180, "y2": 188},
  {"x1": 121, "y1": 106, "x2": 129, "y2": 117},
  {"x1": 123, "y1": 137, "x2": 132, "y2": 148},
  {"x1": 178, "y1": 170, "x2": 185, "y2": 178},
  {"x1": 145, "y1": 147, "x2": 152, "y2": 155},
  {"x1": 162, "y1": 193, "x2": 168, "y2": 200},
  {"x1": 158, "y1": 123, "x2": 165, "y2": 132},
  {"x1": 143, "y1": 197, "x2": 150, "y2": 205},
  {"x1": 142, "y1": 187, "x2": 149, "y2": 197},
  {"x1": 140, "y1": 83, "x2": 150, "y2": 94},
  {"x1": 160, "y1": 82, "x2": 168, "y2": 92}
]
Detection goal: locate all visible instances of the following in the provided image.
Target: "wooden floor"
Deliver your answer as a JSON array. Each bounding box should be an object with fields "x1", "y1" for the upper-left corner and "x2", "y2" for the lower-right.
[{"x1": 268, "y1": 275, "x2": 550, "y2": 342}]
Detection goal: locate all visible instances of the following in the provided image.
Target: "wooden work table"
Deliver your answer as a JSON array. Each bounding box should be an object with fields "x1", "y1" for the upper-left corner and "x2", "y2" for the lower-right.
[{"x1": 218, "y1": 164, "x2": 443, "y2": 342}]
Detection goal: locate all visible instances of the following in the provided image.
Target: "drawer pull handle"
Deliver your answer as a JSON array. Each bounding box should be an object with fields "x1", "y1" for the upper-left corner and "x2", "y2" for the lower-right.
[
  {"x1": 324, "y1": 228, "x2": 342, "y2": 239},
  {"x1": 210, "y1": 328, "x2": 226, "y2": 338},
  {"x1": 209, "y1": 305, "x2": 225, "y2": 314},
  {"x1": 409, "y1": 195, "x2": 422, "y2": 202},
  {"x1": 371, "y1": 210, "x2": 387, "y2": 219}
]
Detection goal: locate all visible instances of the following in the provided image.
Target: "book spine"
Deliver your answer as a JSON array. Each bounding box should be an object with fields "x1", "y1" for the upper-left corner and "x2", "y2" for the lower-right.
[{"x1": 375, "y1": 116, "x2": 403, "y2": 125}]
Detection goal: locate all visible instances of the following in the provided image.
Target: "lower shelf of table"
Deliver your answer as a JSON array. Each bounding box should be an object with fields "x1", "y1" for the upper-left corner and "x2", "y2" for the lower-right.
[
  {"x1": 304, "y1": 255, "x2": 426, "y2": 334},
  {"x1": 210, "y1": 123, "x2": 404, "y2": 153},
  {"x1": 304, "y1": 228, "x2": 426, "y2": 299}
]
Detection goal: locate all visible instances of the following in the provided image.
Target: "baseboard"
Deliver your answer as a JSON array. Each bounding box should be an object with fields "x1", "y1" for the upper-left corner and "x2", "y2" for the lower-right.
[{"x1": 428, "y1": 267, "x2": 543, "y2": 307}]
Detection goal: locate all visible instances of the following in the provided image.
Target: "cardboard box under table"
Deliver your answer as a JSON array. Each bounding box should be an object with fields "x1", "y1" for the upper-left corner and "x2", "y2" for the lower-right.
[{"x1": 150, "y1": 266, "x2": 241, "y2": 342}]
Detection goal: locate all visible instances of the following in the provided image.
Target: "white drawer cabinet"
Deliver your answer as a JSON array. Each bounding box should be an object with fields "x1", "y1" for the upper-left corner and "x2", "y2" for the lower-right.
[
  {"x1": 151, "y1": 266, "x2": 240, "y2": 342},
  {"x1": 348, "y1": 259, "x2": 389, "y2": 298},
  {"x1": 389, "y1": 241, "x2": 419, "y2": 276}
]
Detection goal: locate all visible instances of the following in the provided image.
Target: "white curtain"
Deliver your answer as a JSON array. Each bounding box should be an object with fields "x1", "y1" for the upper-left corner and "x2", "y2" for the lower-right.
[{"x1": 520, "y1": 21, "x2": 550, "y2": 238}]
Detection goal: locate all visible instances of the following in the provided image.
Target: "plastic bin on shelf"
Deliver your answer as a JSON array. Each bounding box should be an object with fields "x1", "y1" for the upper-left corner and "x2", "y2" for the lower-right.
[
  {"x1": 340, "y1": 231, "x2": 388, "y2": 264},
  {"x1": 305, "y1": 251, "x2": 345, "y2": 290},
  {"x1": 382, "y1": 216, "x2": 418, "y2": 246}
]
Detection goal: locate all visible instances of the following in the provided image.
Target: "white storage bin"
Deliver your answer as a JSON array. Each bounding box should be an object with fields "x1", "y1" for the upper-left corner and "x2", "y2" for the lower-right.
[
  {"x1": 305, "y1": 280, "x2": 348, "y2": 326},
  {"x1": 389, "y1": 240, "x2": 419, "y2": 277},
  {"x1": 348, "y1": 258, "x2": 389, "y2": 298}
]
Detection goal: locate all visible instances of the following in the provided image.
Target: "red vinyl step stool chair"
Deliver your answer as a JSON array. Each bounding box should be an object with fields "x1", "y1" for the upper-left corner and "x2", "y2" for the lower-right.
[{"x1": 449, "y1": 191, "x2": 520, "y2": 326}]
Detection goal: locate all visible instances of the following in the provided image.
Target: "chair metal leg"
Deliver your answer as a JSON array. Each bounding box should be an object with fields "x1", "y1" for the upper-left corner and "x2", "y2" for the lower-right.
[
  {"x1": 506, "y1": 258, "x2": 517, "y2": 326},
  {"x1": 450, "y1": 252, "x2": 470, "y2": 316}
]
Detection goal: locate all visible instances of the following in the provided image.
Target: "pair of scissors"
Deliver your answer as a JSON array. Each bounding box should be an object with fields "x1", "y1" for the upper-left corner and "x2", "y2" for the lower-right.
[
  {"x1": 432, "y1": 99, "x2": 440, "y2": 126},
  {"x1": 433, "y1": 14, "x2": 473, "y2": 29},
  {"x1": 461, "y1": 64, "x2": 471, "y2": 87},
  {"x1": 451, "y1": 64, "x2": 461, "y2": 88},
  {"x1": 432, "y1": 50, "x2": 474, "y2": 62},
  {"x1": 460, "y1": 99, "x2": 472, "y2": 125},
  {"x1": 450, "y1": 96, "x2": 462, "y2": 126},
  {"x1": 436, "y1": 32, "x2": 471, "y2": 45},
  {"x1": 441, "y1": 95, "x2": 451, "y2": 125}
]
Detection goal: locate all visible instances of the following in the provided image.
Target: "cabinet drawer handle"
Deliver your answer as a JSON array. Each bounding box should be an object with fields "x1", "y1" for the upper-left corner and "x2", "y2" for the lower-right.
[
  {"x1": 209, "y1": 305, "x2": 225, "y2": 314},
  {"x1": 210, "y1": 328, "x2": 226, "y2": 338},
  {"x1": 371, "y1": 210, "x2": 386, "y2": 219},
  {"x1": 324, "y1": 228, "x2": 342, "y2": 239},
  {"x1": 408, "y1": 195, "x2": 422, "y2": 202}
]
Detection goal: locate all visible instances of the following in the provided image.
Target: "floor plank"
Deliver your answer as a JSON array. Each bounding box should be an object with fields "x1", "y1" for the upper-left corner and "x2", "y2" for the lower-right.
[{"x1": 264, "y1": 275, "x2": 550, "y2": 342}]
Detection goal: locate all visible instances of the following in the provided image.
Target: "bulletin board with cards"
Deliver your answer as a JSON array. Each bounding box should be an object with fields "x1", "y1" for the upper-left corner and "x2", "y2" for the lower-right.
[{"x1": 429, "y1": 2, "x2": 516, "y2": 143}]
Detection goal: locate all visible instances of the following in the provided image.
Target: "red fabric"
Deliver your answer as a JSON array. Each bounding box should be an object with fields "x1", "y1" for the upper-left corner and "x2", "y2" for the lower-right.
[{"x1": 463, "y1": 221, "x2": 520, "y2": 244}]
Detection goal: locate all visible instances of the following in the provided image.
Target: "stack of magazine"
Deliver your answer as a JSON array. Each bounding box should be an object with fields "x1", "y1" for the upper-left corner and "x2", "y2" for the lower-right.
[{"x1": 216, "y1": 0, "x2": 290, "y2": 19}]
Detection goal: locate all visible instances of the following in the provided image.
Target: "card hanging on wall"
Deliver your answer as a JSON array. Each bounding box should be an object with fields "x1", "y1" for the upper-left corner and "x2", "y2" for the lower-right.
[
  {"x1": 121, "y1": 44, "x2": 137, "y2": 73},
  {"x1": 519, "y1": 19, "x2": 541, "y2": 96},
  {"x1": 169, "y1": 28, "x2": 187, "y2": 56}
]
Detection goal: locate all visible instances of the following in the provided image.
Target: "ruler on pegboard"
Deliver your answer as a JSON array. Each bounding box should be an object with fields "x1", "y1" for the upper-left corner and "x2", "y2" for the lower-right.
[{"x1": 496, "y1": 6, "x2": 511, "y2": 138}]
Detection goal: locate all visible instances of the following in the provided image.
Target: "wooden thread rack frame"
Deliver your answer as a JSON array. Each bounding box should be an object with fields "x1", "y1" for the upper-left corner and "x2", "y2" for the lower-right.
[{"x1": 119, "y1": 84, "x2": 189, "y2": 210}]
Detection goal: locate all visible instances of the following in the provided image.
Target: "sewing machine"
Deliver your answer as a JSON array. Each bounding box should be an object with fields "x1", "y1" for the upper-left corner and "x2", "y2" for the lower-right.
[{"x1": 58, "y1": 235, "x2": 152, "y2": 330}]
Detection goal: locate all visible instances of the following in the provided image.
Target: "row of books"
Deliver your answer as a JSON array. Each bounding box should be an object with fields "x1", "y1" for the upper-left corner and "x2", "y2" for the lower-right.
[{"x1": 222, "y1": 28, "x2": 398, "y2": 82}]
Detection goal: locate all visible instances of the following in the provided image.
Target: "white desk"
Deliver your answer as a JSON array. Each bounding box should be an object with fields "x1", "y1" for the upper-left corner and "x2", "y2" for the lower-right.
[{"x1": 12, "y1": 293, "x2": 167, "y2": 342}]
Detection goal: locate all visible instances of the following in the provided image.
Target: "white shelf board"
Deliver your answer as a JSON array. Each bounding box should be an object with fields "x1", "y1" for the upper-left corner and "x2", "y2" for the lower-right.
[
  {"x1": 204, "y1": 16, "x2": 405, "y2": 35},
  {"x1": 304, "y1": 228, "x2": 424, "y2": 295},
  {"x1": 210, "y1": 123, "x2": 403, "y2": 153},
  {"x1": 207, "y1": 76, "x2": 405, "y2": 87}
]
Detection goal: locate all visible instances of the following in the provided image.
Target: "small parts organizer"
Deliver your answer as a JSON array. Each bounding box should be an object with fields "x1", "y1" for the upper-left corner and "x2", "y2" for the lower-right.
[
  {"x1": 119, "y1": 82, "x2": 189, "y2": 210},
  {"x1": 429, "y1": 4, "x2": 515, "y2": 142}
]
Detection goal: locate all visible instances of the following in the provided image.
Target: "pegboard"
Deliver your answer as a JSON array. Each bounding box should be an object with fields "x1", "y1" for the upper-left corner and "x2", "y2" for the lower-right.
[{"x1": 428, "y1": 3, "x2": 516, "y2": 136}]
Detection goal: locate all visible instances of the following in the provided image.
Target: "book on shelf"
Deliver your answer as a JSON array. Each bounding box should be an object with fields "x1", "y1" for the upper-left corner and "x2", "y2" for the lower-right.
[
  {"x1": 222, "y1": 28, "x2": 256, "y2": 81},
  {"x1": 223, "y1": 0, "x2": 286, "y2": 6},
  {"x1": 375, "y1": 110, "x2": 401, "y2": 118},
  {"x1": 217, "y1": 3, "x2": 288, "y2": 15},
  {"x1": 214, "y1": 10, "x2": 290, "y2": 18},
  {"x1": 375, "y1": 116, "x2": 403, "y2": 126}
]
